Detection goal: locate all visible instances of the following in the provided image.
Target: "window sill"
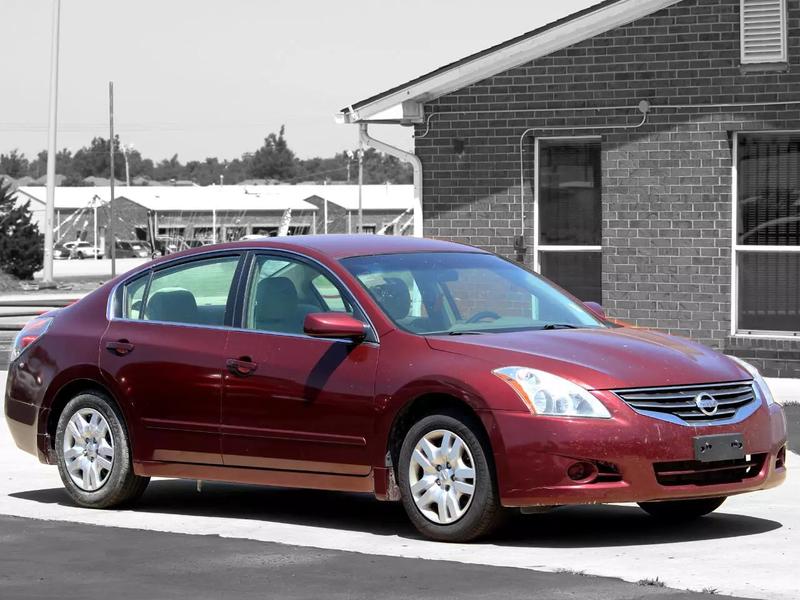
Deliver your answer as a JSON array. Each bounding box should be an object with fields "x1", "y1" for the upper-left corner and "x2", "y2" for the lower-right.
[
  {"x1": 739, "y1": 62, "x2": 790, "y2": 74},
  {"x1": 732, "y1": 331, "x2": 800, "y2": 341}
]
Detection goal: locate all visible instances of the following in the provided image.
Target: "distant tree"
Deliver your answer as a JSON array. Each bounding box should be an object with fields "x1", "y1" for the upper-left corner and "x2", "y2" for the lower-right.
[
  {"x1": 249, "y1": 126, "x2": 297, "y2": 180},
  {"x1": 7, "y1": 128, "x2": 413, "y2": 186},
  {"x1": 152, "y1": 154, "x2": 183, "y2": 181},
  {"x1": 71, "y1": 136, "x2": 125, "y2": 179},
  {"x1": 0, "y1": 177, "x2": 43, "y2": 280},
  {"x1": 0, "y1": 150, "x2": 29, "y2": 178}
]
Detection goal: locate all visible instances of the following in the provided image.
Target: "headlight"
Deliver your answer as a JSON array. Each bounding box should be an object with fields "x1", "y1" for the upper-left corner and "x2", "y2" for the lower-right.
[
  {"x1": 727, "y1": 356, "x2": 775, "y2": 406},
  {"x1": 492, "y1": 366, "x2": 611, "y2": 418}
]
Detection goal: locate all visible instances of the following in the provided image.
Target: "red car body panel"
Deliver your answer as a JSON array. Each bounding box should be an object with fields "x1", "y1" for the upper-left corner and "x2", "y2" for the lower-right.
[{"x1": 4, "y1": 236, "x2": 787, "y2": 508}]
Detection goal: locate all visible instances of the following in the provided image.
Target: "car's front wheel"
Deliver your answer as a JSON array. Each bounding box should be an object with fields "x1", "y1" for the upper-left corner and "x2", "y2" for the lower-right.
[
  {"x1": 55, "y1": 392, "x2": 149, "y2": 508},
  {"x1": 638, "y1": 497, "x2": 726, "y2": 521},
  {"x1": 398, "y1": 413, "x2": 502, "y2": 542}
]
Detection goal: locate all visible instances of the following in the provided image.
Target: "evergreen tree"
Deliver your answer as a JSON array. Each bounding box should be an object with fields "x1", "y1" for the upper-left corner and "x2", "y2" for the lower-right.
[
  {"x1": 0, "y1": 177, "x2": 44, "y2": 280},
  {"x1": 249, "y1": 126, "x2": 298, "y2": 180}
]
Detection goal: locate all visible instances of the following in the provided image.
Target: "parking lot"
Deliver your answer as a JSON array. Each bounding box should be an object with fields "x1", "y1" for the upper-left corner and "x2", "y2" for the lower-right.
[{"x1": 0, "y1": 372, "x2": 797, "y2": 599}]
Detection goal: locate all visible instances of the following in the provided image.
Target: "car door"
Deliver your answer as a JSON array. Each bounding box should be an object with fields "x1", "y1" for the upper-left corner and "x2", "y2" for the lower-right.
[
  {"x1": 222, "y1": 252, "x2": 379, "y2": 476},
  {"x1": 100, "y1": 252, "x2": 244, "y2": 465}
]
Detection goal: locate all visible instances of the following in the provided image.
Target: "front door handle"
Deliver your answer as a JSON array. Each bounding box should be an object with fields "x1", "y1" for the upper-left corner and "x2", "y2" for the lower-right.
[
  {"x1": 106, "y1": 340, "x2": 135, "y2": 356},
  {"x1": 226, "y1": 357, "x2": 257, "y2": 376}
]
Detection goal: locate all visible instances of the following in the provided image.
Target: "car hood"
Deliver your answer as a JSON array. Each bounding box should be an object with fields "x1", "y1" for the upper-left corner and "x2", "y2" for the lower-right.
[{"x1": 425, "y1": 327, "x2": 750, "y2": 390}]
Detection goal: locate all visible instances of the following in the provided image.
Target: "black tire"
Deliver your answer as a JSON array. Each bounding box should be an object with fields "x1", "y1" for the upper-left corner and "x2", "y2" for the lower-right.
[
  {"x1": 638, "y1": 497, "x2": 726, "y2": 521},
  {"x1": 55, "y1": 392, "x2": 149, "y2": 508},
  {"x1": 398, "y1": 413, "x2": 502, "y2": 542},
  {"x1": 77, "y1": 252, "x2": 85, "y2": 259}
]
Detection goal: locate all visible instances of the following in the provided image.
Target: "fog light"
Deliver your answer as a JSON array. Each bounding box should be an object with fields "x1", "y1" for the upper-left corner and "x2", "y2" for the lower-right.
[
  {"x1": 567, "y1": 461, "x2": 598, "y2": 483},
  {"x1": 776, "y1": 446, "x2": 787, "y2": 470}
]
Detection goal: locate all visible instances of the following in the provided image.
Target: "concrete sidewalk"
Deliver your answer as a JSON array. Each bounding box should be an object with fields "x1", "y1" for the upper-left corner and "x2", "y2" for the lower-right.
[
  {"x1": 765, "y1": 378, "x2": 800, "y2": 404},
  {"x1": 33, "y1": 258, "x2": 147, "y2": 280}
]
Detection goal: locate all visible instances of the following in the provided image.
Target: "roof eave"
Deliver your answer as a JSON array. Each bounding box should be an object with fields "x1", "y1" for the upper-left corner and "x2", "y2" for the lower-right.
[{"x1": 337, "y1": 0, "x2": 681, "y2": 124}]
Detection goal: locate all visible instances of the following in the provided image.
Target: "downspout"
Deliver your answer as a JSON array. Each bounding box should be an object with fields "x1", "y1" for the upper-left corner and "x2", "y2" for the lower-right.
[{"x1": 359, "y1": 123, "x2": 423, "y2": 237}]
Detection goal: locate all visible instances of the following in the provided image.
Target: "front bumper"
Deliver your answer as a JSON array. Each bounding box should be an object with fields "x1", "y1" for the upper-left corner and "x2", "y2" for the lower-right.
[{"x1": 489, "y1": 394, "x2": 787, "y2": 508}]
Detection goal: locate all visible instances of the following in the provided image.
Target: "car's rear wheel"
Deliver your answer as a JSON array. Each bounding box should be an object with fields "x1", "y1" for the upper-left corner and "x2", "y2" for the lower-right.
[
  {"x1": 55, "y1": 392, "x2": 149, "y2": 508},
  {"x1": 398, "y1": 413, "x2": 502, "y2": 542},
  {"x1": 638, "y1": 497, "x2": 726, "y2": 521}
]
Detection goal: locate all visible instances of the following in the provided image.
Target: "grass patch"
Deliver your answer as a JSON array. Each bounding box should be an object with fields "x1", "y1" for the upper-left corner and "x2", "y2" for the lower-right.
[
  {"x1": 637, "y1": 577, "x2": 665, "y2": 587},
  {"x1": 555, "y1": 568, "x2": 587, "y2": 576}
]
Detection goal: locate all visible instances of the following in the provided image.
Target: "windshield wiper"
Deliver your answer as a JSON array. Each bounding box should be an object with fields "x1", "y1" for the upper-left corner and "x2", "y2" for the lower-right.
[
  {"x1": 542, "y1": 323, "x2": 579, "y2": 330},
  {"x1": 448, "y1": 330, "x2": 486, "y2": 336}
]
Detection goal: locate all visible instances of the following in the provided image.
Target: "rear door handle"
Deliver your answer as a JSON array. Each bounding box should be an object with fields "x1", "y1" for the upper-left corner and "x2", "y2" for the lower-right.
[
  {"x1": 106, "y1": 340, "x2": 135, "y2": 356},
  {"x1": 226, "y1": 357, "x2": 257, "y2": 376}
]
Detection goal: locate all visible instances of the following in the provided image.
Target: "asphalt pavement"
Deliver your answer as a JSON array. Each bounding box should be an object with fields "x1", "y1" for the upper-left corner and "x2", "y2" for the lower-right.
[{"x1": 0, "y1": 514, "x2": 728, "y2": 600}]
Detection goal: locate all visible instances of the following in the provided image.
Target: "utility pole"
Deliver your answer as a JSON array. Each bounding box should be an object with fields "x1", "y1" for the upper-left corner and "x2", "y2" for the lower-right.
[
  {"x1": 357, "y1": 140, "x2": 364, "y2": 234},
  {"x1": 109, "y1": 82, "x2": 116, "y2": 277},
  {"x1": 43, "y1": 0, "x2": 61, "y2": 285}
]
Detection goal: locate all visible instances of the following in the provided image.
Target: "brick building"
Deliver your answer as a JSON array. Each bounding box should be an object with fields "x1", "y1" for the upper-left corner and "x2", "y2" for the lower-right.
[{"x1": 339, "y1": 0, "x2": 800, "y2": 376}]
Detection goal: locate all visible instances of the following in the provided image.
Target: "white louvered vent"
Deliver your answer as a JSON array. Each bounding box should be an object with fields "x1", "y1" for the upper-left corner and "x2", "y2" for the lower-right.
[{"x1": 741, "y1": 0, "x2": 788, "y2": 64}]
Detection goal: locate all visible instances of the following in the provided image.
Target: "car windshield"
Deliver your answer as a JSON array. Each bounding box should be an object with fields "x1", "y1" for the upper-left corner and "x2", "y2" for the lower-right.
[{"x1": 341, "y1": 252, "x2": 606, "y2": 335}]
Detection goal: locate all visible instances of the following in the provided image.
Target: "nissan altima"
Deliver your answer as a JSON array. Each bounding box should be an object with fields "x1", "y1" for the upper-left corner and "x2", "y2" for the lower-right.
[{"x1": 5, "y1": 235, "x2": 787, "y2": 542}]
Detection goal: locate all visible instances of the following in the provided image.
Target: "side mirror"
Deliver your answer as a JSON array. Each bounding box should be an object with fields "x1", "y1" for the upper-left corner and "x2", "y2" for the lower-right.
[
  {"x1": 304, "y1": 312, "x2": 367, "y2": 341},
  {"x1": 583, "y1": 301, "x2": 606, "y2": 320}
]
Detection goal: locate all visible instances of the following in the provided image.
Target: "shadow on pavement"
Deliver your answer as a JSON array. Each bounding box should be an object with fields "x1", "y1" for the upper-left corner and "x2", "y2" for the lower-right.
[{"x1": 11, "y1": 478, "x2": 783, "y2": 548}]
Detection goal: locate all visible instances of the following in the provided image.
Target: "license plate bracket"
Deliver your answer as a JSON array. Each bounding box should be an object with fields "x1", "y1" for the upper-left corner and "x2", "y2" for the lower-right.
[{"x1": 693, "y1": 433, "x2": 746, "y2": 463}]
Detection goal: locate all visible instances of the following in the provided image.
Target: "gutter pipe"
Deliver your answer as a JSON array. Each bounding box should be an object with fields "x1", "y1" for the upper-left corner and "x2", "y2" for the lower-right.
[{"x1": 359, "y1": 123, "x2": 423, "y2": 237}]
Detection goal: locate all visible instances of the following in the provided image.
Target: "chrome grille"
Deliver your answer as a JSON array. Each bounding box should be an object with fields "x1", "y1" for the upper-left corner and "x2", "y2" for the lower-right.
[{"x1": 614, "y1": 381, "x2": 757, "y2": 425}]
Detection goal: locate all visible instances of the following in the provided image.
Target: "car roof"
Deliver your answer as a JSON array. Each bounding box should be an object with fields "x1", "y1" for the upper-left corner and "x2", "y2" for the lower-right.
[{"x1": 175, "y1": 235, "x2": 488, "y2": 260}]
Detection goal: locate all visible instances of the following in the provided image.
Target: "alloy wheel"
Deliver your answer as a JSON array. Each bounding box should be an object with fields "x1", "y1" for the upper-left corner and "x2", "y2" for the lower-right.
[
  {"x1": 408, "y1": 429, "x2": 476, "y2": 525},
  {"x1": 62, "y1": 408, "x2": 115, "y2": 492}
]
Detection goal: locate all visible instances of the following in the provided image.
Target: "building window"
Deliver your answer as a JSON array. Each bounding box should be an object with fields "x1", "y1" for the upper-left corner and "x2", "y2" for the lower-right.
[
  {"x1": 740, "y1": 0, "x2": 787, "y2": 65},
  {"x1": 734, "y1": 132, "x2": 800, "y2": 335},
  {"x1": 535, "y1": 138, "x2": 602, "y2": 303},
  {"x1": 361, "y1": 225, "x2": 377, "y2": 235}
]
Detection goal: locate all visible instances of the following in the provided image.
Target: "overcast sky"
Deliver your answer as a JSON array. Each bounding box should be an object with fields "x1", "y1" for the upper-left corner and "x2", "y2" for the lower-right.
[{"x1": 1, "y1": 0, "x2": 598, "y2": 162}]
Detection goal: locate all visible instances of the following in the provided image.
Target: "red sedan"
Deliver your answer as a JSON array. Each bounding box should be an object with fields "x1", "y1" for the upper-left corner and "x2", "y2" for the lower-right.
[{"x1": 5, "y1": 236, "x2": 787, "y2": 542}]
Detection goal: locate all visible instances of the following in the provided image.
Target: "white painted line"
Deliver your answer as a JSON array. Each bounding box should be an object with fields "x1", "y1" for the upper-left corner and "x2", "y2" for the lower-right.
[{"x1": 1, "y1": 372, "x2": 796, "y2": 599}]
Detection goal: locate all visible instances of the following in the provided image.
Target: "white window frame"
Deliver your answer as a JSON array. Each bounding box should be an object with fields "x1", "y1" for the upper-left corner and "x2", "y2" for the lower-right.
[
  {"x1": 740, "y1": 0, "x2": 788, "y2": 65},
  {"x1": 731, "y1": 130, "x2": 800, "y2": 339},
  {"x1": 533, "y1": 136, "x2": 602, "y2": 274}
]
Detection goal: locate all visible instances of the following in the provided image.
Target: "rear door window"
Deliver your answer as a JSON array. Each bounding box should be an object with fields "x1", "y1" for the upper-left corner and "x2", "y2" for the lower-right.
[{"x1": 142, "y1": 256, "x2": 240, "y2": 326}]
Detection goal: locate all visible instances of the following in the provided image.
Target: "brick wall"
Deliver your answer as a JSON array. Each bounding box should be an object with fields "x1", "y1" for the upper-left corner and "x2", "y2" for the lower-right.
[{"x1": 415, "y1": 0, "x2": 800, "y2": 376}]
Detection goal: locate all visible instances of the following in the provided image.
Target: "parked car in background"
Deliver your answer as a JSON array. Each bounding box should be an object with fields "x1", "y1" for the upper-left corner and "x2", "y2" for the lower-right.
[
  {"x1": 69, "y1": 241, "x2": 104, "y2": 260},
  {"x1": 4, "y1": 236, "x2": 787, "y2": 543},
  {"x1": 52, "y1": 244, "x2": 71, "y2": 260},
  {"x1": 114, "y1": 241, "x2": 154, "y2": 259},
  {"x1": 153, "y1": 238, "x2": 182, "y2": 256}
]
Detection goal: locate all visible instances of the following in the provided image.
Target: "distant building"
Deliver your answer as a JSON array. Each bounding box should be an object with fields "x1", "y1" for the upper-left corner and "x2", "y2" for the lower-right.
[{"x1": 16, "y1": 183, "x2": 414, "y2": 252}]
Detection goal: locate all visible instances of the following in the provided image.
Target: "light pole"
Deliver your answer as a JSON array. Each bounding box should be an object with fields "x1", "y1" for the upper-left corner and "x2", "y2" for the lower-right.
[
  {"x1": 43, "y1": 0, "x2": 61, "y2": 285},
  {"x1": 109, "y1": 82, "x2": 116, "y2": 277},
  {"x1": 121, "y1": 143, "x2": 133, "y2": 187},
  {"x1": 357, "y1": 135, "x2": 364, "y2": 234}
]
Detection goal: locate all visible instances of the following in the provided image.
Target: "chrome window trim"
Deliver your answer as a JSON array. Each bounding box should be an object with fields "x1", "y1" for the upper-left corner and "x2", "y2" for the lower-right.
[
  {"x1": 104, "y1": 316, "x2": 377, "y2": 347},
  {"x1": 612, "y1": 380, "x2": 762, "y2": 427},
  {"x1": 106, "y1": 245, "x2": 380, "y2": 345}
]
